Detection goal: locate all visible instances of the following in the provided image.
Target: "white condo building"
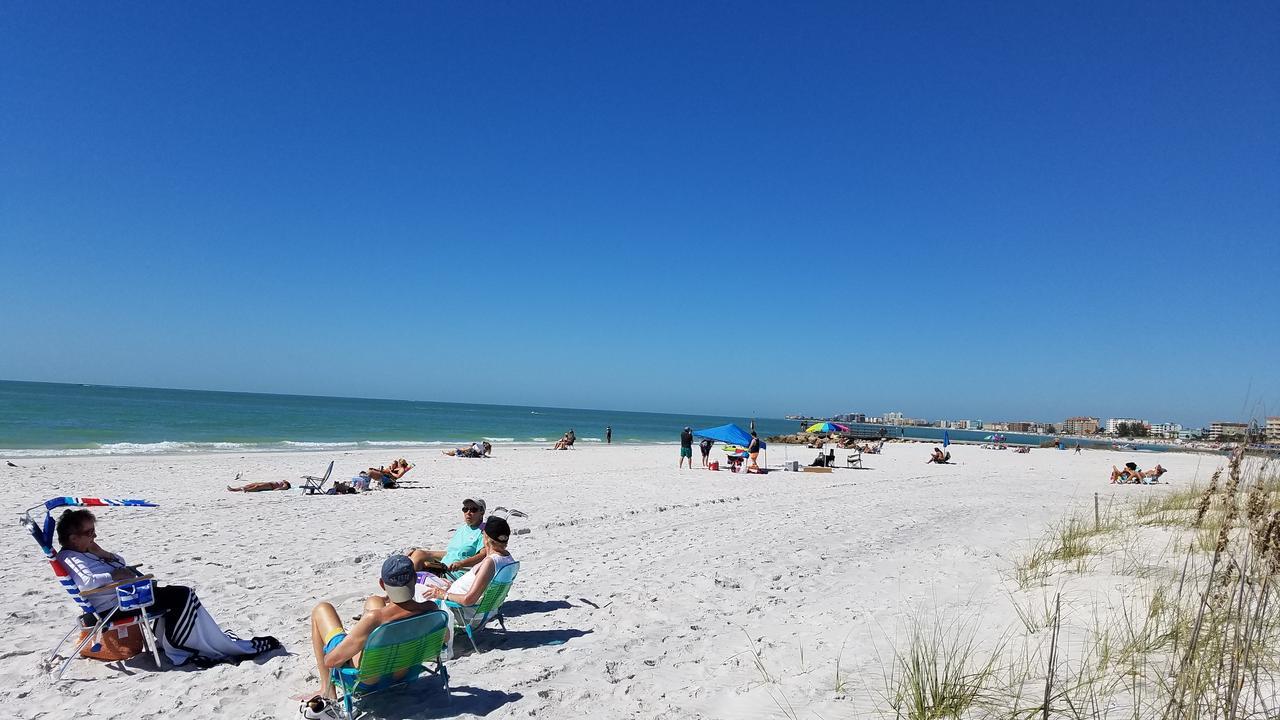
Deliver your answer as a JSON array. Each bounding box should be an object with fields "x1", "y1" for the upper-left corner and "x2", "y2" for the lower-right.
[{"x1": 1106, "y1": 418, "x2": 1146, "y2": 435}]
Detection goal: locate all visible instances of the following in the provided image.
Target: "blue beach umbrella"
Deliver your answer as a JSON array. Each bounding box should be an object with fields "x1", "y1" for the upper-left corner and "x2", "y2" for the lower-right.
[{"x1": 942, "y1": 431, "x2": 951, "y2": 448}]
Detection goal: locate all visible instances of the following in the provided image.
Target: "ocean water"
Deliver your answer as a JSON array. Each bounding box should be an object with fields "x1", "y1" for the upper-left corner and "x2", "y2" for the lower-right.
[{"x1": 0, "y1": 381, "x2": 793, "y2": 456}]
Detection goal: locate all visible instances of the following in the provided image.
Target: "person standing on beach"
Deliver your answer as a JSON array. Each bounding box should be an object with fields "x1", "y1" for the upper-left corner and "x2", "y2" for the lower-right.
[
  {"x1": 699, "y1": 437, "x2": 713, "y2": 467},
  {"x1": 748, "y1": 431, "x2": 761, "y2": 471},
  {"x1": 679, "y1": 426, "x2": 694, "y2": 468},
  {"x1": 606, "y1": 426, "x2": 612, "y2": 444}
]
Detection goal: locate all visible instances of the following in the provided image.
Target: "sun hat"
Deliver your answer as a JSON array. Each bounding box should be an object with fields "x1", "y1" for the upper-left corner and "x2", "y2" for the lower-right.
[
  {"x1": 484, "y1": 516, "x2": 511, "y2": 544},
  {"x1": 380, "y1": 554, "x2": 416, "y2": 603}
]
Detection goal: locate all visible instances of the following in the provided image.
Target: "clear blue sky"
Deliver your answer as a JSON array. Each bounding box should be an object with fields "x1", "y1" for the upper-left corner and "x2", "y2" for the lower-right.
[{"x1": 1, "y1": 3, "x2": 1277, "y2": 427}]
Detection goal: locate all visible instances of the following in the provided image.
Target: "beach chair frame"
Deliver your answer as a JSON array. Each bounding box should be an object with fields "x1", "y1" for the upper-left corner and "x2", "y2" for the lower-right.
[
  {"x1": 331, "y1": 609, "x2": 451, "y2": 719},
  {"x1": 20, "y1": 496, "x2": 163, "y2": 681},
  {"x1": 300, "y1": 460, "x2": 335, "y2": 495},
  {"x1": 444, "y1": 560, "x2": 520, "y2": 655}
]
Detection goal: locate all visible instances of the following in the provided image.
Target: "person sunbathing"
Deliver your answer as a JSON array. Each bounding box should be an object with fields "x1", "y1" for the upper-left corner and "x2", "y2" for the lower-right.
[
  {"x1": 56, "y1": 509, "x2": 280, "y2": 667},
  {"x1": 306, "y1": 554, "x2": 436, "y2": 706},
  {"x1": 1109, "y1": 462, "x2": 1141, "y2": 484},
  {"x1": 409, "y1": 498, "x2": 488, "y2": 578},
  {"x1": 553, "y1": 430, "x2": 576, "y2": 450},
  {"x1": 418, "y1": 516, "x2": 515, "y2": 608},
  {"x1": 368, "y1": 458, "x2": 413, "y2": 487},
  {"x1": 926, "y1": 447, "x2": 951, "y2": 464},
  {"x1": 227, "y1": 479, "x2": 291, "y2": 492},
  {"x1": 1139, "y1": 464, "x2": 1167, "y2": 483},
  {"x1": 442, "y1": 441, "x2": 492, "y2": 458}
]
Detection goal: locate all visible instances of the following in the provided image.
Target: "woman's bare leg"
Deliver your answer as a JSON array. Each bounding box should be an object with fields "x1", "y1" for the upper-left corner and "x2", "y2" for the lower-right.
[{"x1": 310, "y1": 602, "x2": 345, "y2": 699}]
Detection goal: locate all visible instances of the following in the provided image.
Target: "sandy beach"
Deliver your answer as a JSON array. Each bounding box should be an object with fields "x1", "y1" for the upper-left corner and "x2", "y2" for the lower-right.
[{"x1": 3, "y1": 442, "x2": 1214, "y2": 719}]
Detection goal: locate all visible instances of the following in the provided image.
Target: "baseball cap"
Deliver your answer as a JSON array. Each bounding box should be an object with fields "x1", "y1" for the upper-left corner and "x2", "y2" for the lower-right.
[
  {"x1": 380, "y1": 554, "x2": 416, "y2": 603},
  {"x1": 463, "y1": 497, "x2": 486, "y2": 513},
  {"x1": 484, "y1": 516, "x2": 511, "y2": 544}
]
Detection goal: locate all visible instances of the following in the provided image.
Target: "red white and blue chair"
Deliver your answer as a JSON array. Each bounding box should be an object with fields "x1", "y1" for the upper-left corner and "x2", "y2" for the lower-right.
[{"x1": 20, "y1": 497, "x2": 162, "y2": 681}]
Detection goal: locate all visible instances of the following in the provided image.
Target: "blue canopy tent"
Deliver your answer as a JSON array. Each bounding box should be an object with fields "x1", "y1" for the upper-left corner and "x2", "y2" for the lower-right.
[{"x1": 692, "y1": 423, "x2": 765, "y2": 448}]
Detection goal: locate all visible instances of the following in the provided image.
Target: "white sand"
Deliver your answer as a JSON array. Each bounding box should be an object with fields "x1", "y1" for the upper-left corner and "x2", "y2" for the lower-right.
[{"x1": 2, "y1": 443, "x2": 1217, "y2": 718}]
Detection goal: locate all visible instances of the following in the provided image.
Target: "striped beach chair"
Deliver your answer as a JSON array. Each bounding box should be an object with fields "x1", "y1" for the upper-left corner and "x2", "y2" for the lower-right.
[
  {"x1": 331, "y1": 610, "x2": 451, "y2": 719},
  {"x1": 444, "y1": 560, "x2": 520, "y2": 655},
  {"x1": 20, "y1": 497, "x2": 163, "y2": 681}
]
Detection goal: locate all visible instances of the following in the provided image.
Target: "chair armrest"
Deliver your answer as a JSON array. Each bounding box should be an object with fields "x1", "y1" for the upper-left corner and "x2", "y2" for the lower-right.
[{"x1": 82, "y1": 574, "x2": 156, "y2": 597}]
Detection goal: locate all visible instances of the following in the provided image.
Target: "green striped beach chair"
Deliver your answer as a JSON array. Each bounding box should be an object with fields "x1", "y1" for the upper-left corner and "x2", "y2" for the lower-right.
[
  {"x1": 444, "y1": 560, "x2": 520, "y2": 655},
  {"x1": 331, "y1": 609, "x2": 451, "y2": 719}
]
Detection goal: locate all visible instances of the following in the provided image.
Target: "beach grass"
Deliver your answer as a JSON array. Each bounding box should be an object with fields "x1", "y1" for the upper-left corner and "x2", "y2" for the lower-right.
[{"x1": 876, "y1": 450, "x2": 1280, "y2": 719}]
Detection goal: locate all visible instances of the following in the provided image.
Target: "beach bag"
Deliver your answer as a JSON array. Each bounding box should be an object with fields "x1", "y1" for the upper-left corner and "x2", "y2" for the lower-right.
[{"x1": 77, "y1": 616, "x2": 146, "y2": 661}]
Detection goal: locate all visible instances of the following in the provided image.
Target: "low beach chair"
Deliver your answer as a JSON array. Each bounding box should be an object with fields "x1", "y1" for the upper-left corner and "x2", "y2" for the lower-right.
[
  {"x1": 301, "y1": 460, "x2": 335, "y2": 495},
  {"x1": 331, "y1": 609, "x2": 451, "y2": 719},
  {"x1": 444, "y1": 561, "x2": 520, "y2": 655},
  {"x1": 20, "y1": 496, "x2": 163, "y2": 681},
  {"x1": 846, "y1": 451, "x2": 862, "y2": 469}
]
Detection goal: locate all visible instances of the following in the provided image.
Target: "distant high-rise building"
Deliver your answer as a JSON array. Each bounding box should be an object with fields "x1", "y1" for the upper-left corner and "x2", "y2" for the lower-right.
[
  {"x1": 1209, "y1": 422, "x2": 1249, "y2": 441},
  {"x1": 1106, "y1": 418, "x2": 1147, "y2": 435},
  {"x1": 883, "y1": 412, "x2": 905, "y2": 425},
  {"x1": 1062, "y1": 417, "x2": 1100, "y2": 435},
  {"x1": 1149, "y1": 422, "x2": 1183, "y2": 439},
  {"x1": 1267, "y1": 417, "x2": 1280, "y2": 443}
]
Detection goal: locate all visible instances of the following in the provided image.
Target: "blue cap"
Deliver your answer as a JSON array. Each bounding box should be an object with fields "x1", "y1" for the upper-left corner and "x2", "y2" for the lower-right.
[{"x1": 380, "y1": 554, "x2": 416, "y2": 602}]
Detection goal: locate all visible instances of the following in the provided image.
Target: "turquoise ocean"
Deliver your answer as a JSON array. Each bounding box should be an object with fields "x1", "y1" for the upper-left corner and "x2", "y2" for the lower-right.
[{"x1": 0, "y1": 381, "x2": 797, "y2": 456}]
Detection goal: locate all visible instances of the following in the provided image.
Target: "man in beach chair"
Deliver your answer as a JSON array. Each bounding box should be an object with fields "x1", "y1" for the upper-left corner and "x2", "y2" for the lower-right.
[
  {"x1": 304, "y1": 555, "x2": 447, "y2": 718},
  {"x1": 409, "y1": 497, "x2": 488, "y2": 579}
]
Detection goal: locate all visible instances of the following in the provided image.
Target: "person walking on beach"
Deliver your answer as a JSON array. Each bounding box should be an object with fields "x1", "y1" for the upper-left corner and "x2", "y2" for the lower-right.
[
  {"x1": 606, "y1": 426, "x2": 612, "y2": 444},
  {"x1": 679, "y1": 426, "x2": 694, "y2": 469},
  {"x1": 747, "y1": 431, "x2": 761, "y2": 471}
]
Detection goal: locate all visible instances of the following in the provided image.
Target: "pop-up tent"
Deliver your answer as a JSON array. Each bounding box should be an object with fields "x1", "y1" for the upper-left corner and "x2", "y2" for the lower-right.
[{"x1": 693, "y1": 423, "x2": 766, "y2": 448}]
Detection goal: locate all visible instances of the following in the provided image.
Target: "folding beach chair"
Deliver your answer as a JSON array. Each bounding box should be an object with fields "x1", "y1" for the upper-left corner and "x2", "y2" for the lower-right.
[
  {"x1": 301, "y1": 460, "x2": 334, "y2": 495},
  {"x1": 331, "y1": 610, "x2": 451, "y2": 720},
  {"x1": 444, "y1": 560, "x2": 520, "y2": 655},
  {"x1": 846, "y1": 451, "x2": 863, "y2": 469},
  {"x1": 20, "y1": 497, "x2": 163, "y2": 681}
]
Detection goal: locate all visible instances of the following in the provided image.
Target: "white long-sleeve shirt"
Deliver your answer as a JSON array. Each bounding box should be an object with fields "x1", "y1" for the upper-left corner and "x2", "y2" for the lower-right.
[{"x1": 56, "y1": 549, "x2": 128, "y2": 612}]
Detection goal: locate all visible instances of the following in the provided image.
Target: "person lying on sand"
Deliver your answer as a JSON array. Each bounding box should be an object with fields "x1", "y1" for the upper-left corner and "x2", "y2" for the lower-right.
[
  {"x1": 442, "y1": 441, "x2": 491, "y2": 458},
  {"x1": 1109, "y1": 462, "x2": 1141, "y2": 484},
  {"x1": 926, "y1": 447, "x2": 952, "y2": 464},
  {"x1": 227, "y1": 479, "x2": 291, "y2": 492},
  {"x1": 409, "y1": 498, "x2": 488, "y2": 578},
  {"x1": 305, "y1": 554, "x2": 436, "y2": 708},
  {"x1": 418, "y1": 516, "x2": 515, "y2": 608}
]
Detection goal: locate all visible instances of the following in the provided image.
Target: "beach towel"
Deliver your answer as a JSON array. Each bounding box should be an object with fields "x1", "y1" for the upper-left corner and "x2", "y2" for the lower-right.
[{"x1": 152, "y1": 586, "x2": 277, "y2": 666}]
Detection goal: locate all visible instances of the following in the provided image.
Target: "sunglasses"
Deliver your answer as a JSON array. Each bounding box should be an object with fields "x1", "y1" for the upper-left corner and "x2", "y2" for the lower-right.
[{"x1": 462, "y1": 506, "x2": 481, "y2": 513}]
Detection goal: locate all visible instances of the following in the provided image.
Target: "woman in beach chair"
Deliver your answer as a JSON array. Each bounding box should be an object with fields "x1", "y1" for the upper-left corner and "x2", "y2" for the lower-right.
[
  {"x1": 1140, "y1": 464, "x2": 1168, "y2": 483},
  {"x1": 227, "y1": 479, "x2": 291, "y2": 492},
  {"x1": 419, "y1": 516, "x2": 515, "y2": 612},
  {"x1": 409, "y1": 497, "x2": 488, "y2": 577},
  {"x1": 926, "y1": 448, "x2": 951, "y2": 464},
  {"x1": 368, "y1": 458, "x2": 413, "y2": 488},
  {"x1": 55, "y1": 509, "x2": 280, "y2": 667}
]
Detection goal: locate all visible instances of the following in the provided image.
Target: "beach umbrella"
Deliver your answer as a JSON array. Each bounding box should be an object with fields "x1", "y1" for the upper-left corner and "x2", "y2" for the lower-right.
[
  {"x1": 943, "y1": 431, "x2": 951, "y2": 448},
  {"x1": 805, "y1": 422, "x2": 848, "y2": 433}
]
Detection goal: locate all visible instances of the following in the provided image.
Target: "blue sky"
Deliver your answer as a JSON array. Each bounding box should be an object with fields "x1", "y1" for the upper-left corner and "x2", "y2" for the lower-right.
[{"x1": 1, "y1": 2, "x2": 1277, "y2": 427}]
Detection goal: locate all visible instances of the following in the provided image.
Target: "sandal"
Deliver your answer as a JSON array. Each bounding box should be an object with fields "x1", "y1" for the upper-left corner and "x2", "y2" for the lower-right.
[{"x1": 300, "y1": 695, "x2": 341, "y2": 719}]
